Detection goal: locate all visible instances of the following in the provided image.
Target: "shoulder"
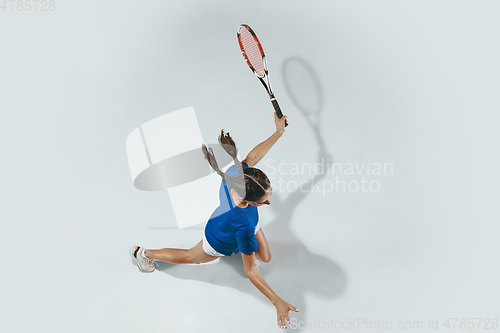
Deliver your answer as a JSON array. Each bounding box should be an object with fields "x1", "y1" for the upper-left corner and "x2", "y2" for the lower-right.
[
  {"x1": 234, "y1": 207, "x2": 257, "y2": 223},
  {"x1": 235, "y1": 223, "x2": 255, "y2": 235}
]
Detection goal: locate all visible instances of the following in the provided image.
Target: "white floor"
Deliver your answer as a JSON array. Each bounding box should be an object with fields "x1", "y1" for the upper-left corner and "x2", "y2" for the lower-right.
[{"x1": 1, "y1": 1, "x2": 499, "y2": 332}]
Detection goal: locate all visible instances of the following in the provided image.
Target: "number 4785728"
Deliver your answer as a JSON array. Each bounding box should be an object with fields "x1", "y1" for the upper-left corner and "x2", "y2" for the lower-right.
[{"x1": 1, "y1": 0, "x2": 56, "y2": 11}]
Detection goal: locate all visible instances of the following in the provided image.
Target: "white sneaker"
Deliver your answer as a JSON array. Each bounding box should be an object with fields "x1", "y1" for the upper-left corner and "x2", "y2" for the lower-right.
[
  {"x1": 255, "y1": 259, "x2": 260, "y2": 272},
  {"x1": 130, "y1": 246, "x2": 156, "y2": 273}
]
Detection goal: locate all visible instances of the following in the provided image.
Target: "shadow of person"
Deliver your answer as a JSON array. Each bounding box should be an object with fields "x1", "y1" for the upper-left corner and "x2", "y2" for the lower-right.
[{"x1": 155, "y1": 57, "x2": 346, "y2": 330}]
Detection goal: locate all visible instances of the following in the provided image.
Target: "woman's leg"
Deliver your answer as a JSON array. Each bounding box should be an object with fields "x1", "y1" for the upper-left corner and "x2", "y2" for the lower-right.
[
  {"x1": 255, "y1": 229, "x2": 272, "y2": 263},
  {"x1": 144, "y1": 240, "x2": 220, "y2": 264}
]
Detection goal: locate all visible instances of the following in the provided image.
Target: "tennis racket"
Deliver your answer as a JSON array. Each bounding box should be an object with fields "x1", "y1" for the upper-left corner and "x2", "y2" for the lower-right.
[{"x1": 237, "y1": 24, "x2": 288, "y2": 127}]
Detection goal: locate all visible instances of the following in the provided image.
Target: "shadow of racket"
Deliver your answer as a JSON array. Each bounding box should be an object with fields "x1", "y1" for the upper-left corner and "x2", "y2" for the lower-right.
[{"x1": 283, "y1": 57, "x2": 330, "y2": 160}]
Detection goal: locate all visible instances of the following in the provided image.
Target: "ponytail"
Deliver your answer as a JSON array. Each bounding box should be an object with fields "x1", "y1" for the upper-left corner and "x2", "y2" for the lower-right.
[
  {"x1": 218, "y1": 129, "x2": 244, "y2": 177},
  {"x1": 202, "y1": 129, "x2": 270, "y2": 202},
  {"x1": 201, "y1": 144, "x2": 224, "y2": 177}
]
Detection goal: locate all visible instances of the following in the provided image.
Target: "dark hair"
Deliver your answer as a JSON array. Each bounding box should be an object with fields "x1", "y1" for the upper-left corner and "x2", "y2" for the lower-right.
[{"x1": 202, "y1": 129, "x2": 270, "y2": 202}]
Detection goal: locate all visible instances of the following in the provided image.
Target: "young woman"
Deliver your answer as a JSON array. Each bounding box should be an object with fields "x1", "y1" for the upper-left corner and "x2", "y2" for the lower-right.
[{"x1": 130, "y1": 114, "x2": 298, "y2": 329}]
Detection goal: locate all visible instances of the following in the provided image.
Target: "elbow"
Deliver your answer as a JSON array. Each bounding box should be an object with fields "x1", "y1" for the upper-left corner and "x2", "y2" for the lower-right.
[{"x1": 260, "y1": 253, "x2": 271, "y2": 263}]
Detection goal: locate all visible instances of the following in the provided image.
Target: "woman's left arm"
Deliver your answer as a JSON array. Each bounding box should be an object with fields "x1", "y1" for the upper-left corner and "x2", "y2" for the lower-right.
[
  {"x1": 241, "y1": 252, "x2": 298, "y2": 329},
  {"x1": 242, "y1": 113, "x2": 288, "y2": 167}
]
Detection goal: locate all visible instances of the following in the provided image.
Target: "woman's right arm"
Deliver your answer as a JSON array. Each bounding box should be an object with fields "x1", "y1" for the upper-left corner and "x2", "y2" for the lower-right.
[
  {"x1": 241, "y1": 252, "x2": 298, "y2": 329},
  {"x1": 241, "y1": 113, "x2": 288, "y2": 167}
]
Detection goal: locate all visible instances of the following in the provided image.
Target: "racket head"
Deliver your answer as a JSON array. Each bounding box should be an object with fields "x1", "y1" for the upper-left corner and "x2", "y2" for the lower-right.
[{"x1": 237, "y1": 24, "x2": 267, "y2": 78}]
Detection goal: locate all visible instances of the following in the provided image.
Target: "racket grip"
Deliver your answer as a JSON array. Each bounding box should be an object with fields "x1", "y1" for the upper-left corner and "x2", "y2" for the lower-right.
[{"x1": 271, "y1": 99, "x2": 288, "y2": 127}]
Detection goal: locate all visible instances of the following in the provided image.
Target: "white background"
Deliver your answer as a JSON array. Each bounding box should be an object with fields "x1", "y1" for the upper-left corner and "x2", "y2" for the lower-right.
[{"x1": 1, "y1": 0, "x2": 499, "y2": 332}]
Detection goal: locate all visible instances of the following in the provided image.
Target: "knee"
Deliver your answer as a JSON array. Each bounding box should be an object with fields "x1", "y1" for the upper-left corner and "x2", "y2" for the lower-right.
[
  {"x1": 260, "y1": 253, "x2": 272, "y2": 263},
  {"x1": 184, "y1": 250, "x2": 197, "y2": 264}
]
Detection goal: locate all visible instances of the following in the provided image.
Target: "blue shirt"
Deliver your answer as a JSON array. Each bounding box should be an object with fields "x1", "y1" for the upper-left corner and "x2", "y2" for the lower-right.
[{"x1": 204, "y1": 162, "x2": 260, "y2": 256}]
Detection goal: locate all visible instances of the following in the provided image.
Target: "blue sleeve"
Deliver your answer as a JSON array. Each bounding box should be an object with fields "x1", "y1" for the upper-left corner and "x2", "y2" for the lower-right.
[{"x1": 235, "y1": 225, "x2": 259, "y2": 254}]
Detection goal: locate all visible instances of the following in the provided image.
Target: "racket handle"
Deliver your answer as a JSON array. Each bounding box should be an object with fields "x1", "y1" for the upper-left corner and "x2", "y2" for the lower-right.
[{"x1": 271, "y1": 99, "x2": 288, "y2": 127}]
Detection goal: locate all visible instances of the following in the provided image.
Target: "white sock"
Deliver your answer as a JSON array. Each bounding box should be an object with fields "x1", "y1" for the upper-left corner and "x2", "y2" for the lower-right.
[{"x1": 140, "y1": 248, "x2": 149, "y2": 259}]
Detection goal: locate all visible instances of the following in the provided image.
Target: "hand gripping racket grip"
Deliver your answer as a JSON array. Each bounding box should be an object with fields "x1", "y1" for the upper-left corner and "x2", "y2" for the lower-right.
[{"x1": 271, "y1": 99, "x2": 288, "y2": 127}]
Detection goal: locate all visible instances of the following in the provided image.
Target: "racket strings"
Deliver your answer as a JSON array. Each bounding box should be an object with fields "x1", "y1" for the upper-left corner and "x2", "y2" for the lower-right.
[{"x1": 239, "y1": 29, "x2": 266, "y2": 75}]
